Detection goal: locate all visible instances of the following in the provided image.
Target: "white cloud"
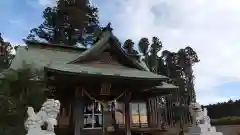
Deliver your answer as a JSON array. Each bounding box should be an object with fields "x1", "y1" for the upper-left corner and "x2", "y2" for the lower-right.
[
  {"x1": 37, "y1": 0, "x2": 56, "y2": 7},
  {"x1": 95, "y1": 0, "x2": 240, "y2": 104},
  {"x1": 26, "y1": 0, "x2": 56, "y2": 9}
]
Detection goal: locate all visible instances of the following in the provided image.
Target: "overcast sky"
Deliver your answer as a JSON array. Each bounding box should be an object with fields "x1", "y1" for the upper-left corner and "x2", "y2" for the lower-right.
[{"x1": 1, "y1": 0, "x2": 240, "y2": 105}]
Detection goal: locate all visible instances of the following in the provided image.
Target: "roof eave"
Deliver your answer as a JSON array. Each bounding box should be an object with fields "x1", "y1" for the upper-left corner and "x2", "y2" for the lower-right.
[{"x1": 44, "y1": 66, "x2": 167, "y2": 82}]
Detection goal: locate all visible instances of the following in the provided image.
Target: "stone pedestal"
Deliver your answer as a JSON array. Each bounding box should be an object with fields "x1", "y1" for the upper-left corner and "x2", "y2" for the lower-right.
[
  {"x1": 185, "y1": 124, "x2": 223, "y2": 135},
  {"x1": 185, "y1": 102, "x2": 223, "y2": 135}
]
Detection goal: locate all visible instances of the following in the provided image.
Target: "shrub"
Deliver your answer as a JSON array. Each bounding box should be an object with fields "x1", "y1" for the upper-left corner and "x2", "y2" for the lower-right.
[
  {"x1": 0, "y1": 65, "x2": 47, "y2": 135},
  {"x1": 211, "y1": 116, "x2": 240, "y2": 125}
]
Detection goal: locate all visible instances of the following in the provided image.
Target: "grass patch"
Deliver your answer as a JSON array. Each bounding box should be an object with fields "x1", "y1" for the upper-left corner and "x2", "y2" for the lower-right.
[{"x1": 211, "y1": 116, "x2": 240, "y2": 125}]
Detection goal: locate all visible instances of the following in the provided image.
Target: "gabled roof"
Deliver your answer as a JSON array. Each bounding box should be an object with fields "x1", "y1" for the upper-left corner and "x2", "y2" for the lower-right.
[
  {"x1": 68, "y1": 28, "x2": 150, "y2": 71},
  {"x1": 68, "y1": 30, "x2": 111, "y2": 63},
  {"x1": 10, "y1": 26, "x2": 176, "y2": 87},
  {"x1": 45, "y1": 27, "x2": 167, "y2": 81}
]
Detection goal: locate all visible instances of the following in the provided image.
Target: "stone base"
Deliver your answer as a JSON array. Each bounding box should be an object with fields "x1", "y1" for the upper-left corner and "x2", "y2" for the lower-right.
[
  {"x1": 42, "y1": 131, "x2": 55, "y2": 135},
  {"x1": 188, "y1": 125, "x2": 217, "y2": 133},
  {"x1": 185, "y1": 132, "x2": 223, "y2": 135},
  {"x1": 185, "y1": 124, "x2": 223, "y2": 135},
  {"x1": 26, "y1": 128, "x2": 55, "y2": 135}
]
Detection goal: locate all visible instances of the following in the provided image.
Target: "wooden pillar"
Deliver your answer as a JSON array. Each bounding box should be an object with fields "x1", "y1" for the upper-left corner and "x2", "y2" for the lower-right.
[
  {"x1": 156, "y1": 97, "x2": 161, "y2": 128},
  {"x1": 102, "y1": 103, "x2": 107, "y2": 135},
  {"x1": 74, "y1": 87, "x2": 84, "y2": 135},
  {"x1": 111, "y1": 102, "x2": 117, "y2": 130},
  {"x1": 153, "y1": 98, "x2": 158, "y2": 128},
  {"x1": 145, "y1": 98, "x2": 151, "y2": 128},
  {"x1": 124, "y1": 92, "x2": 131, "y2": 135}
]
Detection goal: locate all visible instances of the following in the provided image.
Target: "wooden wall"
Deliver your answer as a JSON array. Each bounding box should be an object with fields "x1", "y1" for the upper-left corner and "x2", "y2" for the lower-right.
[
  {"x1": 56, "y1": 94, "x2": 192, "y2": 135},
  {"x1": 148, "y1": 95, "x2": 192, "y2": 129}
]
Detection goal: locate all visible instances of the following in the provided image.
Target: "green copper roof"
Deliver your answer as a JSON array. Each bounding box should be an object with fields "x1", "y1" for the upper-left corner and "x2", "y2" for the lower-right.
[
  {"x1": 142, "y1": 82, "x2": 178, "y2": 95},
  {"x1": 45, "y1": 63, "x2": 167, "y2": 80},
  {"x1": 10, "y1": 46, "x2": 81, "y2": 70},
  {"x1": 155, "y1": 82, "x2": 178, "y2": 89},
  {"x1": 43, "y1": 29, "x2": 167, "y2": 80},
  {"x1": 10, "y1": 28, "x2": 176, "y2": 88}
]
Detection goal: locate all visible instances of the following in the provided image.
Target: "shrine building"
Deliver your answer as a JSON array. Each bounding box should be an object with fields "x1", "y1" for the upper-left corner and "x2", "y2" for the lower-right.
[{"x1": 9, "y1": 26, "x2": 178, "y2": 135}]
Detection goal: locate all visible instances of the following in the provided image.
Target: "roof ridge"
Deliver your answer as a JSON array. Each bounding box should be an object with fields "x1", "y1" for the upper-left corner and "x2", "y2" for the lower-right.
[
  {"x1": 24, "y1": 40, "x2": 87, "y2": 51},
  {"x1": 68, "y1": 30, "x2": 112, "y2": 63}
]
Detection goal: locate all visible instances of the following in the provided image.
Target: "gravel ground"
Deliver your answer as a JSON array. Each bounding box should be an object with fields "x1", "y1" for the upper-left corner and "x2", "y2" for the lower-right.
[
  {"x1": 159, "y1": 125, "x2": 240, "y2": 135},
  {"x1": 215, "y1": 125, "x2": 240, "y2": 135}
]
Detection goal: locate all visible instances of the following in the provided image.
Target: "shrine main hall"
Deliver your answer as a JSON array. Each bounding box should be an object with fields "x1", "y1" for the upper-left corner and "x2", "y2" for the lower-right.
[{"x1": 10, "y1": 26, "x2": 178, "y2": 135}]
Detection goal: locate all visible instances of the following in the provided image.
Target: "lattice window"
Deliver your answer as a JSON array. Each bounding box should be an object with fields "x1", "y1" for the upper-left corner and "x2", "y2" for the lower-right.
[
  {"x1": 130, "y1": 102, "x2": 148, "y2": 128},
  {"x1": 83, "y1": 101, "x2": 103, "y2": 129}
]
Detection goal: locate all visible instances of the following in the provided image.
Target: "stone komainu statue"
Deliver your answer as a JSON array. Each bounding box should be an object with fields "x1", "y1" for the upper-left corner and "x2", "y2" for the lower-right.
[
  {"x1": 185, "y1": 102, "x2": 223, "y2": 135},
  {"x1": 189, "y1": 103, "x2": 210, "y2": 125},
  {"x1": 189, "y1": 102, "x2": 211, "y2": 126},
  {"x1": 25, "y1": 99, "x2": 60, "y2": 135}
]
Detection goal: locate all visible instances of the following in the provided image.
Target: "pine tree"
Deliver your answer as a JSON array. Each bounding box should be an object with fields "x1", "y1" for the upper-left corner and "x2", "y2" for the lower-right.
[
  {"x1": 0, "y1": 33, "x2": 14, "y2": 70},
  {"x1": 123, "y1": 39, "x2": 138, "y2": 54},
  {"x1": 176, "y1": 47, "x2": 199, "y2": 102},
  {"x1": 148, "y1": 37, "x2": 162, "y2": 73},
  {"x1": 27, "y1": 0, "x2": 100, "y2": 46},
  {"x1": 136, "y1": 36, "x2": 199, "y2": 126},
  {"x1": 138, "y1": 37, "x2": 150, "y2": 55}
]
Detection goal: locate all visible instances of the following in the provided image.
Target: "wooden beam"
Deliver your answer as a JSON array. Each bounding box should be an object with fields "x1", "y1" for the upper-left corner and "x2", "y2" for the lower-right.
[
  {"x1": 148, "y1": 99, "x2": 152, "y2": 127},
  {"x1": 74, "y1": 87, "x2": 84, "y2": 135},
  {"x1": 124, "y1": 91, "x2": 131, "y2": 135}
]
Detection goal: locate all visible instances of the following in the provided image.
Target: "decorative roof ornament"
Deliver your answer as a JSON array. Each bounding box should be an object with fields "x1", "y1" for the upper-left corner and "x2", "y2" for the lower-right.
[{"x1": 102, "y1": 22, "x2": 113, "y2": 31}]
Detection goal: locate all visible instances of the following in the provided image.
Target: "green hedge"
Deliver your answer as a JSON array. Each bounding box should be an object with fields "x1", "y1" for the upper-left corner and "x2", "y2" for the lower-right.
[
  {"x1": 211, "y1": 116, "x2": 240, "y2": 125},
  {"x1": 0, "y1": 65, "x2": 47, "y2": 135}
]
